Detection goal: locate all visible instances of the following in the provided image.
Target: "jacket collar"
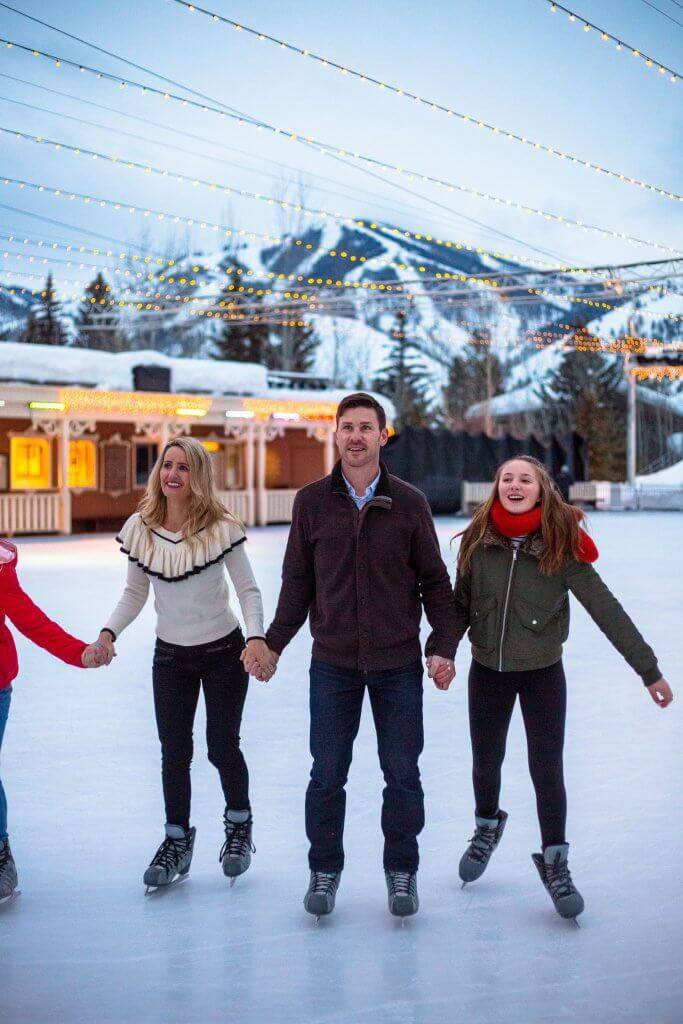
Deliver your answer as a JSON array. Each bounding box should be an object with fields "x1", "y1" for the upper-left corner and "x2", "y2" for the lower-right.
[
  {"x1": 482, "y1": 522, "x2": 544, "y2": 560},
  {"x1": 330, "y1": 459, "x2": 393, "y2": 510}
]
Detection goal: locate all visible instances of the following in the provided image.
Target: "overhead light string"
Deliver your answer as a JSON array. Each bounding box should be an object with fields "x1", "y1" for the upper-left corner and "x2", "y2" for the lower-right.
[
  {"x1": 2, "y1": 123, "x2": 679, "y2": 262},
  {"x1": 1, "y1": 36, "x2": 680, "y2": 203},
  {"x1": 543, "y1": 1, "x2": 680, "y2": 82}
]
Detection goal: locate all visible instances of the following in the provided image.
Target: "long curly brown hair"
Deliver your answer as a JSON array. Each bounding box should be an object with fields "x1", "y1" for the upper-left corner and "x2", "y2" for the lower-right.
[{"x1": 457, "y1": 456, "x2": 585, "y2": 576}]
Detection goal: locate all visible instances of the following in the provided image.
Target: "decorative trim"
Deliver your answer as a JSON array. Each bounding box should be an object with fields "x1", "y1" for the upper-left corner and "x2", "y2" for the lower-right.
[{"x1": 116, "y1": 534, "x2": 246, "y2": 583}]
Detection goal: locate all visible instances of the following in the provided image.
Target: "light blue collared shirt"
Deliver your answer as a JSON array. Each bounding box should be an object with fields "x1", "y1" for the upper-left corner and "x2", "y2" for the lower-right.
[{"x1": 342, "y1": 470, "x2": 381, "y2": 510}]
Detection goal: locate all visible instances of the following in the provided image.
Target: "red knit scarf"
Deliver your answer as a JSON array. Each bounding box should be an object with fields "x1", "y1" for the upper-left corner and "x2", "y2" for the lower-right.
[{"x1": 490, "y1": 499, "x2": 598, "y2": 563}]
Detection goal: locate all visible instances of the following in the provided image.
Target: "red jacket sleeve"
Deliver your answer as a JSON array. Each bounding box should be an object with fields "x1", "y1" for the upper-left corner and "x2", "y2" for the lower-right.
[{"x1": 1, "y1": 563, "x2": 87, "y2": 668}]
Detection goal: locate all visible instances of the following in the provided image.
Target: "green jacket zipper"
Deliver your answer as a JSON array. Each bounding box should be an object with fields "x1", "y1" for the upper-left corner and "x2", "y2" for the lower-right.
[{"x1": 498, "y1": 547, "x2": 519, "y2": 671}]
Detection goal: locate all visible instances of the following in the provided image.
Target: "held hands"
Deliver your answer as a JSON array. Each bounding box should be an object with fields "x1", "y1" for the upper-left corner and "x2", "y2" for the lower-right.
[
  {"x1": 426, "y1": 655, "x2": 456, "y2": 691},
  {"x1": 646, "y1": 676, "x2": 673, "y2": 708},
  {"x1": 241, "y1": 639, "x2": 279, "y2": 682},
  {"x1": 81, "y1": 634, "x2": 116, "y2": 668}
]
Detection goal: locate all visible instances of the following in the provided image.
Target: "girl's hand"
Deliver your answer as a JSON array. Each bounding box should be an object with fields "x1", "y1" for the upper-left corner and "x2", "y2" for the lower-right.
[
  {"x1": 82, "y1": 639, "x2": 115, "y2": 668},
  {"x1": 646, "y1": 677, "x2": 673, "y2": 708}
]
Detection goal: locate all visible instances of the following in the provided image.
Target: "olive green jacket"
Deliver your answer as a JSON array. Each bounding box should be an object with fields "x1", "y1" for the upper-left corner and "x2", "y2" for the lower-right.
[{"x1": 446, "y1": 525, "x2": 660, "y2": 684}]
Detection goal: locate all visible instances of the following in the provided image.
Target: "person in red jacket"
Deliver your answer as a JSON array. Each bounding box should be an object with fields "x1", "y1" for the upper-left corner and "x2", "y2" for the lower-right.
[{"x1": 0, "y1": 539, "x2": 111, "y2": 903}]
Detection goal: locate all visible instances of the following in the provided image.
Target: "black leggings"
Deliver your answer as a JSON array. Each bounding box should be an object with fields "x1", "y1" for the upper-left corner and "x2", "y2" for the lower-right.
[
  {"x1": 468, "y1": 659, "x2": 567, "y2": 848},
  {"x1": 152, "y1": 628, "x2": 250, "y2": 830}
]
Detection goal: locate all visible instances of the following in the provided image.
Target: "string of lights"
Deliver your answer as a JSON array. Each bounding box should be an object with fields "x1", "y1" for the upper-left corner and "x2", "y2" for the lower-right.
[
  {"x1": 5, "y1": 123, "x2": 679, "y2": 270},
  {"x1": 0, "y1": 171, "x2": 579, "y2": 275},
  {"x1": 2, "y1": 35, "x2": 681, "y2": 204},
  {"x1": 544, "y1": 1, "x2": 680, "y2": 82}
]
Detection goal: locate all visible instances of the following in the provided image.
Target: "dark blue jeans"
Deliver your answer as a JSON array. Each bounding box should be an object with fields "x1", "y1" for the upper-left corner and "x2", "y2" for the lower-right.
[{"x1": 306, "y1": 659, "x2": 425, "y2": 874}]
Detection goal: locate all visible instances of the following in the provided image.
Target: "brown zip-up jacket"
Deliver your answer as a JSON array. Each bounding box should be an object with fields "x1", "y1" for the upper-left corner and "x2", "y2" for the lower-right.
[{"x1": 265, "y1": 461, "x2": 459, "y2": 671}]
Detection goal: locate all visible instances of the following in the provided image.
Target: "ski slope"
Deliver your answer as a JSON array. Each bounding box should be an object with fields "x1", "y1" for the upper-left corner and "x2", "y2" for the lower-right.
[{"x1": 0, "y1": 513, "x2": 680, "y2": 1024}]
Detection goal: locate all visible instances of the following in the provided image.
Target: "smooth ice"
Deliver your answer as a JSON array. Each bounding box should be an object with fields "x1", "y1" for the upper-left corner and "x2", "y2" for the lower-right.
[{"x1": 1, "y1": 513, "x2": 681, "y2": 1024}]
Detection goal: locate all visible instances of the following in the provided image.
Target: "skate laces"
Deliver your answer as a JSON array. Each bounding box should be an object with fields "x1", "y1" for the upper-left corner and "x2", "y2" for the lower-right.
[
  {"x1": 546, "y1": 854, "x2": 576, "y2": 900},
  {"x1": 468, "y1": 823, "x2": 499, "y2": 862},
  {"x1": 310, "y1": 872, "x2": 339, "y2": 895},
  {"x1": 0, "y1": 842, "x2": 12, "y2": 871},
  {"x1": 220, "y1": 816, "x2": 255, "y2": 861},
  {"x1": 387, "y1": 871, "x2": 414, "y2": 896},
  {"x1": 151, "y1": 834, "x2": 190, "y2": 871}
]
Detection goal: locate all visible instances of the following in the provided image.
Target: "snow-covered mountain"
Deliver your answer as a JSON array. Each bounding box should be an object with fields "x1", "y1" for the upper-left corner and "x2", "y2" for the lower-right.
[{"x1": 2, "y1": 219, "x2": 680, "y2": 407}]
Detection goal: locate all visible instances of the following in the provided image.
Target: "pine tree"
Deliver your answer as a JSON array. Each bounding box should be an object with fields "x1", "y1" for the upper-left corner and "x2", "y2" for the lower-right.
[
  {"x1": 540, "y1": 345, "x2": 625, "y2": 480},
  {"x1": 270, "y1": 318, "x2": 318, "y2": 373},
  {"x1": 443, "y1": 335, "x2": 503, "y2": 429},
  {"x1": 21, "y1": 307, "x2": 41, "y2": 344},
  {"x1": 73, "y1": 273, "x2": 122, "y2": 350},
  {"x1": 29, "y1": 274, "x2": 68, "y2": 345},
  {"x1": 373, "y1": 309, "x2": 431, "y2": 429},
  {"x1": 213, "y1": 254, "x2": 271, "y2": 365}
]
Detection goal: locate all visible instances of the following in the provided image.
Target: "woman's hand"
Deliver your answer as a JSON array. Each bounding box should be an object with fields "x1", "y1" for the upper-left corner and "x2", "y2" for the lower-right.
[
  {"x1": 241, "y1": 639, "x2": 279, "y2": 682},
  {"x1": 426, "y1": 655, "x2": 456, "y2": 691},
  {"x1": 82, "y1": 636, "x2": 116, "y2": 668},
  {"x1": 646, "y1": 677, "x2": 673, "y2": 708}
]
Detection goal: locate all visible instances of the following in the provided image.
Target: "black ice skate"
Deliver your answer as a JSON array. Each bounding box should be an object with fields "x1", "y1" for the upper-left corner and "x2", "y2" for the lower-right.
[
  {"x1": 303, "y1": 870, "x2": 341, "y2": 921},
  {"x1": 459, "y1": 810, "x2": 508, "y2": 885},
  {"x1": 219, "y1": 810, "x2": 255, "y2": 885},
  {"x1": 385, "y1": 870, "x2": 419, "y2": 919},
  {"x1": 0, "y1": 838, "x2": 19, "y2": 905},
  {"x1": 143, "y1": 824, "x2": 196, "y2": 893},
  {"x1": 532, "y1": 843, "x2": 585, "y2": 921}
]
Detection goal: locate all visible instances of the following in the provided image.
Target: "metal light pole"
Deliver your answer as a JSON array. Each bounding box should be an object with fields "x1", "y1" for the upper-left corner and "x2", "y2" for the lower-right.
[{"x1": 626, "y1": 318, "x2": 637, "y2": 485}]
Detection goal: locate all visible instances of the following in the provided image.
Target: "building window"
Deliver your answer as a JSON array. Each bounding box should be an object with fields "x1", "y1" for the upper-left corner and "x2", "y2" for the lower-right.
[
  {"x1": 10, "y1": 436, "x2": 51, "y2": 490},
  {"x1": 135, "y1": 443, "x2": 159, "y2": 488},
  {"x1": 225, "y1": 446, "x2": 243, "y2": 489},
  {"x1": 68, "y1": 440, "x2": 97, "y2": 489}
]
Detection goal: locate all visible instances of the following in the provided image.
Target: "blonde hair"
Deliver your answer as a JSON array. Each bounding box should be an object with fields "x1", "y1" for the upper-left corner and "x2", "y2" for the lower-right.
[
  {"x1": 138, "y1": 436, "x2": 244, "y2": 544},
  {"x1": 457, "y1": 455, "x2": 584, "y2": 576}
]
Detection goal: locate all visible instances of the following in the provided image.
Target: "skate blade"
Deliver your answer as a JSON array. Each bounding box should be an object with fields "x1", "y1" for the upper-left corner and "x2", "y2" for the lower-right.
[
  {"x1": 570, "y1": 918, "x2": 581, "y2": 929},
  {"x1": 0, "y1": 889, "x2": 20, "y2": 907},
  {"x1": 229, "y1": 877, "x2": 236, "y2": 889},
  {"x1": 461, "y1": 881, "x2": 467, "y2": 890},
  {"x1": 144, "y1": 873, "x2": 188, "y2": 896}
]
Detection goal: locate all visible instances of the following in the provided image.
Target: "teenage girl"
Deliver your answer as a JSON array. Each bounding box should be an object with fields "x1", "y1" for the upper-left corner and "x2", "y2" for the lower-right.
[{"x1": 439, "y1": 457, "x2": 673, "y2": 920}]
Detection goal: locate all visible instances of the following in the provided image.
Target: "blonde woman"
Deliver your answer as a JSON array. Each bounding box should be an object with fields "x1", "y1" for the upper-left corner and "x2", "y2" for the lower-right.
[{"x1": 98, "y1": 438, "x2": 276, "y2": 892}]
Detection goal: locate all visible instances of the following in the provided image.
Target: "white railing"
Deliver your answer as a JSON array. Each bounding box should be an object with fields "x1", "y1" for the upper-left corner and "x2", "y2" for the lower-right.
[
  {"x1": 569, "y1": 481, "x2": 612, "y2": 508},
  {"x1": 461, "y1": 481, "x2": 493, "y2": 513},
  {"x1": 0, "y1": 492, "x2": 61, "y2": 535},
  {"x1": 219, "y1": 490, "x2": 252, "y2": 525},
  {"x1": 266, "y1": 489, "x2": 298, "y2": 524}
]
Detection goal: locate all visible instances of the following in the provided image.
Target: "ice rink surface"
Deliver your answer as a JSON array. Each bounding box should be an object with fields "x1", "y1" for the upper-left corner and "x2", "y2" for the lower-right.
[{"x1": 1, "y1": 513, "x2": 681, "y2": 1024}]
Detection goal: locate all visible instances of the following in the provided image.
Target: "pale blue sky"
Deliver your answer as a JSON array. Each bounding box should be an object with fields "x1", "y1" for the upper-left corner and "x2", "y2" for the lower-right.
[{"x1": 0, "y1": 0, "x2": 681, "y2": 295}]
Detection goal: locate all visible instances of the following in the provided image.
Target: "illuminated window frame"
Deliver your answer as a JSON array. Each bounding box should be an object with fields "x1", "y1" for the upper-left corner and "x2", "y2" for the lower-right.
[
  {"x1": 68, "y1": 439, "x2": 98, "y2": 490},
  {"x1": 9, "y1": 435, "x2": 52, "y2": 491}
]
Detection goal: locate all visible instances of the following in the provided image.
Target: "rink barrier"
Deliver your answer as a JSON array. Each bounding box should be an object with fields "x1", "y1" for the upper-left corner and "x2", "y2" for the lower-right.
[
  {"x1": 266, "y1": 489, "x2": 298, "y2": 524},
  {"x1": 568, "y1": 481, "x2": 612, "y2": 508},
  {"x1": 0, "y1": 492, "x2": 61, "y2": 535},
  {"x1": 461, "y1": 481, "x2": 494, "y2": 514}
]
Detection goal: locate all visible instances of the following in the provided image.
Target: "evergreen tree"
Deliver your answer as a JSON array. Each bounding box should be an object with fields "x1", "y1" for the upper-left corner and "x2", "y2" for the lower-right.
[
  {"x1": 73, "y1": 273, "x2": 122, "y2": 350},
  {"x1": 540, "y1": 345, "x2": 625, "y2": 480},
  {"x1": 213, "y1": 254, "x2": 271, "y2": 365},
  {"x1": 29, "y1": 274, "x2": 68, "y2": 345},
  {"x1": 373, "y1": 310, "x2": 431, "y2": 430},
  {"x1": 21, "y1": 307, "x2": 41, "y2": 344},
  {"x1": 443, "y1": 334, "x2": 503, "y2": 429},
  {"x1": 270, "y1": 318, "x2": 318, "y2": 373}
]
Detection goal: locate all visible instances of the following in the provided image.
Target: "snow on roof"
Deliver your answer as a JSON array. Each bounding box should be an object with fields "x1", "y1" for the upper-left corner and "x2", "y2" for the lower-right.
[
  {"x1": 637, "y1": 459, "x2": 683, "y2": 485},
  {"x1": 0, "y1": 341, "x2": 268, "y2": 394}
]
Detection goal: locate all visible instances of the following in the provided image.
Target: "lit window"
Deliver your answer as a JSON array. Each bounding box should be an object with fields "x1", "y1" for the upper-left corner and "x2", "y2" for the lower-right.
[
  {"x1": 68, "y1": 440, "x2": 97, "y2": 488},
  {"x1": 201, "y1": 441, "x2": 220, "y2": 453},
  {"x1": 10, "y1": 437, "x2": 51, "y2": 490}
]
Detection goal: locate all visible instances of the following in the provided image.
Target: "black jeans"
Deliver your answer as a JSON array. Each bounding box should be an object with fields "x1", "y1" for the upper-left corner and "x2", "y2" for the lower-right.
[
  {"x1": 468, "y1": 659, "x2": 567, "y2": 848},
  {"x1": 152, "y1": 628, "x2": 250, "y2": 830},
  {"x1": 306, "y1": 658, "x2": 424, "y2": 874}
]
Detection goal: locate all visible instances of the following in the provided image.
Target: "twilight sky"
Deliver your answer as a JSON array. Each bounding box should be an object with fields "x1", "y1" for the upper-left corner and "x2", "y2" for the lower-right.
[{"x1": 0, "y1": 0, "x2": 681, "y2": 299}]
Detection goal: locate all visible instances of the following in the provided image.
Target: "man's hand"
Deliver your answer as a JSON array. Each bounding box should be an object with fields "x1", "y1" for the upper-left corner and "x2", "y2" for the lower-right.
[
  {"x1": 646, "y1": 676, "x2": 673, "y2": 708},
  {"x1": 426, "y1": 655, "x2": 455, "y2": 691},
  {"x1": 82, "y1": 638, "x2": 115, "y2": 668},
  {"x1": 241, "y1": 640, "x2": 279, "y2": 682}
]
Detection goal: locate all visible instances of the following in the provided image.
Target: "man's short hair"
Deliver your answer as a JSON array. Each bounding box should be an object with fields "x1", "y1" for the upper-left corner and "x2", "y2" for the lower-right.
[{"x1": 335, "y1": 392, "x2": 387, "y2": 431}]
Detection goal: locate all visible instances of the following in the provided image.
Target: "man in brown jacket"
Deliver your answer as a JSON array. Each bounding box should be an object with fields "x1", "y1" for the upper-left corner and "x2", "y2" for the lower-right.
[{"x1": 243, "y1": 393, "x2": 458, "y2": 919}]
